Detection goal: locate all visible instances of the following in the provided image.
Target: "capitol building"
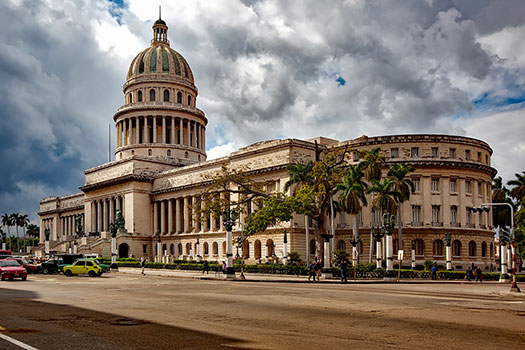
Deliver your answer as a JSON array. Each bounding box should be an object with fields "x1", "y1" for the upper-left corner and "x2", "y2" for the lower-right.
[{"x1": 38, "y1": 18, "x2": 498, "y2": 271}]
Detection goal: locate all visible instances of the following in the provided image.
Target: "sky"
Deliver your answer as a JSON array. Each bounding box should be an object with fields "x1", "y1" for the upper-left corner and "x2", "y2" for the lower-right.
[{"x1": 0, "y1": 0, "x2": 524, "y2": 224}]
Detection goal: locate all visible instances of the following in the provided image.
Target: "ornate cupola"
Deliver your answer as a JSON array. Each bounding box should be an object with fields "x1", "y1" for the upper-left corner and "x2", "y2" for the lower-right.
[{"x1": 113, "y1": 10, "x2": 207, "y2": 164}]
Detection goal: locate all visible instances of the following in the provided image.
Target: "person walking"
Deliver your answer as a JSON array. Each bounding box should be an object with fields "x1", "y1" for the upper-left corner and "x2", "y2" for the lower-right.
[
  {"x1": 221, "y1": 261, "x2": 227, "y2": 274},
  {"x1": 431, "y1": 263, "x2": 437, "y2": 280},
  {"x1": 140, "y1": 256, "x2": 146, "y2": 276},
  {"x1": 202, "y1": 260, "x2": 209, "y2": 274},
  {"x1": 314, "y1": 258, "x2": 322, "y2": 281},
  {"x1": 308, "y1": 261, "x2": 316, "y2": 281},
  {"x1": 340, "y1": 259, "x2": 348, "y2": 282},
  {"x1": 466, "y1": 266, "x2": 472, "y2": 282},
  {"x1": 475, "y1": 266, "x2": 483, "y2": 283}
]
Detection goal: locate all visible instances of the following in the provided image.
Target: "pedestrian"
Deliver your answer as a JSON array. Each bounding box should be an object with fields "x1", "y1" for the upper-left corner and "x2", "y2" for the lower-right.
[
  {"x1": 340, "y1": 259, "x2": 348, "y2": 282},
  {"x1": 221, "y1": 261, "x2": 227, "y2": 274},
  {"x1": 466, "y1": 266, "x2": 472, "y2": 282},
  {"x1": 431, "y1": 263, "x2": 437, "y2": 280},
  {"x1": 202, "y1": 260, "x2": 209, "y2": 274},
  {"x1": 475, "y1": 266, "x2": 483, "y2": 283},
  {"x1": 308, "y1": 261, "x2": 316, "y2": 281},
  {"x1": 314, "y1": 258, "x2": 322, "y2": 281},
  {"x1": 140, "y1": 256, "x2": 146, "y2": 276}
]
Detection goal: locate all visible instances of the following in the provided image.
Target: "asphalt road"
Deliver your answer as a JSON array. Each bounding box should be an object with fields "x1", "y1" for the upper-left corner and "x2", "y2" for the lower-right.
[{"x1": 0, "y1": 273, "x2": 524, "y2": 349}]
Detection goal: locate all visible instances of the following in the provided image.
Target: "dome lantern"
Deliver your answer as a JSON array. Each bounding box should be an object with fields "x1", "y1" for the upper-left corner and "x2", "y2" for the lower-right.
[{"x1": 152, "y1": 6, "x2": 169, "y2": 45}]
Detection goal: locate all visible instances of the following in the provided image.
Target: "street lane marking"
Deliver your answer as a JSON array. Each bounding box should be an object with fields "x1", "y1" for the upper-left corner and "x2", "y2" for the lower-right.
[{"x1": 0, "y1": 333, "x2": 39, "y2": 350}]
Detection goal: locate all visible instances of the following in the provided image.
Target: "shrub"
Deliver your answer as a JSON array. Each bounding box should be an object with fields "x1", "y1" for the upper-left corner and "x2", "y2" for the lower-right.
[
  {"x1": 424, "y1": 260, "x2": 436, "y2": 271},
  {"x1": 286, "y1": 251, "x2": 302, "y2": 265}
]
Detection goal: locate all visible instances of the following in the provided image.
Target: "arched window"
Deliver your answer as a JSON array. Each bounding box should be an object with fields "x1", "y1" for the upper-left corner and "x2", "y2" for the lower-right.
[
  {"x1": 138, "y1": 90, "x2": 143, "y2": 102},
  {"x1": 167, "y1": 150, "x2": 171, "y2": 157},
  {"x1": 212, "y1": 242, "x2": 218, "y2": 255},
  {"x1": 490, "y1": 242, "x2": 494, "y2": 257},
  {"x1": 203, "y1": 242, "x2": 209, "y2": 255},
  {"x1": 243, "y1": 240, "x2": 250, "y2": 258},
  {"x1": 267, "y1": 239, "x2": 274, "y2": 257},
  {"x1": 415, "y1": 239, "x2": 424, "y2": 256},
  {"x1": 469, "y1": 241, "x2": 476, "y2": 257},
  {"x1": 162, "y1": 243, "x2": 167, "y2": 254},
  {"x1": 194, "y1": 242, "x2": 198, "y2": 254},
  {"x1": 481, "y1": 242, "x2": 487, "y2": 257},
  {"x1": 337, "y1": 240, "x2": 346, "y2": 250},
  {"x1": 187, "y1": 95, "x2": 191, "y2": 106},
  {"x1": 184, "y1": 151, "x2": 188, "y2": 158},
  {"x1": 358, "y1": 240, "x2": 363, "y2": 255},
  {"x1": 309, "y1": 239, "x2": 316, "y2": 256},
  {"x1": 164, "y1": 89, "x2": 170, "y2": 102},
  {"x1": 170, "y1": 243, "x2": 175, "y2": 255},
  {"x1": 129, "y1": 93, "x2": 133, "y2": 104},
  {"x1": 148, "y1": 149, "x2": 152, "y2": 156},
  {"x1": 177, "y1": 91, "x2": 182, "y2": 103},
  {"x1": 393, "y1": 238, "x2": 399, "y2": 255},
  {"x1": 452, "y1": 240, "x2": 462, "y2": 257},
  {"x1": 178, "y1": 243, "x2": 183, "y2": 256},
  {"x1": 185, "y1": 243, "x2": 191, "y2": 255},
  {"x1": 150, "y1": 89, "x2": 156, "y2": 101},
  {"x1": 131, "y1": 150, "x2": 134, "y2": 155},
  {"x1": 222, "y1": 241, "x2": 227, "y2": 256},
  {"x1": 433, "y1": 240, "x2": 444, "y2": 256},
  {"x1": 254, "y1": 240, "x2": 261, "y2": 259}
]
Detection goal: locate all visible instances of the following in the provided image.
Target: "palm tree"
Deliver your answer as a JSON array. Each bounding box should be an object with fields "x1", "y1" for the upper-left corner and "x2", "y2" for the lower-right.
[
  {"x1": 18, "y1": 214, "x2": 30, "y2": 249},
  {"x1": 2, "y1": 213, "x2": 12, "y2": 250},
  {"x1": 358, "y1": 147, "x2": 385, "y2": 182},
  {"x1": 284, "y1": 161, "x2": 314, "y2": 193},
  {"x1": 336, "y1": 164, "x2": 368, "y2": 243},
  {"x1": 10, "y1": 213, "x2": 20, "y2": 252},
  {"x1": 507, "y1": 171, "x2": 525, "y2": 203},
  {"x1": 0, "y1": 227, "x2": 5, "y2": 248},
  {"x1": 387, "y1": 163, "x2": 415, "y2": 254},
  {"x1": 26, "y1": 224, "x2": 39, "y2": 247},
  {"x1": 367, "y1": 178, "x2": 401, "y2": 215},
  {"x1": 492, "y1": 176, "x2": 513, "y2": 228}
]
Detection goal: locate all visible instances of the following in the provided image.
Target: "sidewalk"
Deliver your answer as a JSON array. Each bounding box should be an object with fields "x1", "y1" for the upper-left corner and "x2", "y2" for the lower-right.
[{"x1": 116, "y1": 267, "x2": 514, "y2": 285}]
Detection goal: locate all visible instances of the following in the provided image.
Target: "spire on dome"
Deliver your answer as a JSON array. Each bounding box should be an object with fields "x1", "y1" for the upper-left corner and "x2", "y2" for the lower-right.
[{"x1": 152, "y1": 6, "x2": 169, "y2": 44}]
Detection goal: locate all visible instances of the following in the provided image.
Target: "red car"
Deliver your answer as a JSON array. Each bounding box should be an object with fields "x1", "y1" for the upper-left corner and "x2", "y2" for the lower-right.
[
  {"x1": 8, "y1": 258, "x2": 40, "y2": 274},
  {"x1": 0, "y1": 259, "x2": 27, "y2": 281}
]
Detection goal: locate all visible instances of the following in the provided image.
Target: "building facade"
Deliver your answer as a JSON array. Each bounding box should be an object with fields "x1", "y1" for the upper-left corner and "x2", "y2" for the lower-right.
[{"x1": 38, "y1": 19, "x2": 498, "y2": 271}]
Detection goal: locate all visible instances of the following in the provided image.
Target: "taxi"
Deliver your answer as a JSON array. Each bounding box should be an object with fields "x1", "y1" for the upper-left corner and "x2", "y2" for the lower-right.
[{"x1": 63, "y1": 258, "x2": 103, "y2": 277}]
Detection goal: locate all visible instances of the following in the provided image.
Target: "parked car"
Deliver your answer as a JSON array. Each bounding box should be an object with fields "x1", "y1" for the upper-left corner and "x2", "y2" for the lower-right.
[
  {"x1": 7, "y1": 257, "x2": 40, "y2": 274},
  {"x1": 57, "y1": 254, "x2": 83, "y2": 272},
  {"x1": 40, "y1": 258, "x2": 62, "y2": 274},
  {"x1": 63, "y1": 259, "x2": 102, "y2": 277},
  {"x1": 86, "y1": 258, "x2": 110, "y2": 273},
  {"x1": 0, "y1": 259, "x2": 27, "y2": 281}
]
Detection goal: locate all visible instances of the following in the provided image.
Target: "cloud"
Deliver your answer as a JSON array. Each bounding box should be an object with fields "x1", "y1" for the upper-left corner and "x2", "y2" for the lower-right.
[{"x1": 0, "y1": 0, "x2": 524, "y2": 223}]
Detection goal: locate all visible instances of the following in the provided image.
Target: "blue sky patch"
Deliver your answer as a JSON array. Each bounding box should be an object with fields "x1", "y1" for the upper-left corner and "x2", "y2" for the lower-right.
[
  {"x1": 335, "y1": 76, "x2": 346, "y2": 87},
  {"x1": 107, "y1": 0, "x2": 125, "y2": 24}
]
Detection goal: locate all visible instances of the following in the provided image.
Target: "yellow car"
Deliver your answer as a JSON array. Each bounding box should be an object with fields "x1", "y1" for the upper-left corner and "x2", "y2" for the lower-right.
[{"x1": 63, "y1": 259, "x2": 102, "y2": 277}]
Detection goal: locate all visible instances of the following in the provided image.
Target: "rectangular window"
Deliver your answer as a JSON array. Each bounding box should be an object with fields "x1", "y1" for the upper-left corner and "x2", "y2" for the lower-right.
[
  {"x1": 450, "y1": 148, "x2": 456, "y2": 158},
  {"x1": 353, "y1": 152, "x2": 360, "y2": 161},
  {"x1": 412, "y1": 205, "x2": 421, "y2": 224},
  {"x1": 465, "y1": 150, "x2": 471, "y2": 160},
  {"x1": 466, "y1": 209, "x2": 471, "y2": 225},
  {"x1": 478, "y1": 182, "x2": 482, "y2": 195},
  {"x1": 450, "y1": 206, "x2": 458, "y2": 224},
  {"x1": 466, "y1": 180, "x2": 471, "y2": 193},
  {"x1": 477, "y1": 152, "x2": 481, "y2": 162},
  {"x1": 485, "y1": 154, "x2": 488, "y2": 164},
  {"x1": 431, "y1": 147, "x2": 438, "y2": 158},
  {"x1": 450, "y1": 179, "x2": 457, "y2": 193},
  {"x1": 431, "y1": 178, "x2": 440, "y2": 192},
  {"x1": 391, "y1": 148, "x2": 399, "y2": 158},
  {"x1": 413, "y1": 178, "x2": 420, "y2": 192},
  {"x1": 143, "y1": 244, "x2": 147, "y2": 254},
  {"x1": 411, "y1": 147, "x2": 419, "y2": 158},
  {"x1": 432, "y1": 205, "x2": 441, "y2": 224}
]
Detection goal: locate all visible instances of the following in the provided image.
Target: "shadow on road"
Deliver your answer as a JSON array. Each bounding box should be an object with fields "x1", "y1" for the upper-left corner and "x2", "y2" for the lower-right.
[{"x1": 0, "y1": 287, "x2": 251, "y2": 350}]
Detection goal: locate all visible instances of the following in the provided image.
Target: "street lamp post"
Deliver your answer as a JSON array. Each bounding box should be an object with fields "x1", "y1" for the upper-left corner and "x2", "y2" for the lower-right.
[
  {"x1": 156, "y1": 230, "x2": 162, "y2": 263},
  {"x1": 44, "y1": 228, "x2": 50, "y2": 256},
  {"x1": 196, "y1": 234, "x2": 200, "y2": 262},
  {"x1": 372, "y1": 225, "x2": 383, "y2": 269},
  {"x1": 222, "y1": 209, "x2": 237, "y2": 279},
  {"x1": 350, "y1": 237, "x2": 358, "y2": 281},
  {"x1": 283, "y1": 230, "x2": 288, "y2": 264},
  {"x1": 382, "y1": 213, "x2": 397, "y2": 281},
  {"x1": 411, "y1": 240, "x2": 416, "y2": 269},
  {"x1": 445, "y1": 232, "x2": 452, "y2": 271},
  {"x1": 320, "y1": 233, "x2": 333, "y2": 269}
]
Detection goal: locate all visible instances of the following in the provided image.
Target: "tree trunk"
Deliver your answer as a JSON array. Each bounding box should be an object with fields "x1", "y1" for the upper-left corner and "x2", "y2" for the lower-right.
[{"x1": 397, "y1": 205, "x2": 403, "y2": 265}]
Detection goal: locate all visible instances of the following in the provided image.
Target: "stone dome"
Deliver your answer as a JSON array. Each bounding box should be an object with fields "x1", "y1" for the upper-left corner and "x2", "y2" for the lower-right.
[{"x1": 126, "y1": 44, "x2": 194, "y2": 85}]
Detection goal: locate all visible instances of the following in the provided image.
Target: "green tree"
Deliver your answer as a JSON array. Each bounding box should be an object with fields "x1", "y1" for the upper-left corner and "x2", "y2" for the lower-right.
[
  {"x1": 367, "y1": 178, "x2": 401, "y2": 215},
  {"x1": 284, "y1": 161, "x2": 314, "y2": 193},
  {"x1": 358, "y1": 147, "x2": 385, "y2": 182},
  {"x1": 18, "y1": 214, "x2": 29, "y2": 247},
  {"x1": 26, "y1": 224, "x2": 40, "y2": 247},
  {"x1": 492, "y1": 176, "x2": 513, "y2": 228},
  {"x1": 10, "y1": 213, "x2": 20, "y2": 252},
  {"x1": 1, "y1": 213, "x2": 11, "y2": 250},
  {"x1": 507, "y1": 171, "x2": 525, "y2": 203},
  {"x1": 514, "y1": 198, "x2": 525, "y2": 260},
  {"x1": 335, "y1": 164, "x2": 368, "y2": 243},
  {"x1": 387, "y1": 163, "x2": 415, "y2": 253}
]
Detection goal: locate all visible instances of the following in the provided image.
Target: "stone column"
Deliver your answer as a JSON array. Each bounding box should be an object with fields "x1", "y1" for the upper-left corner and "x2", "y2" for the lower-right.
[
  {"x1": 116, "y1": 196, "x2": 121, "y2": 212},
  {"x1": 153, "y1": 116, "x2": 157, "y2": 143},
  {"x1": 187, "y1": 119, "x2": 191, "y2": 147},
  {"x1": 135, "y1": 117, "x2": 140, "y2": 144},
  {"x1": 109, "y1": 197, "x2": 115, "y2": 225},
  {"x1": 499, "y1": 243, "x2": 509, "y2": 282},
  {"x1": 411, "y1": 245, "x2": 416, "y2": 269},
  {"x1": 144, "y1": 116, "x2": 149, "y2": 143},
  {"x1": 116, "y1": 122, "x2": 120, "y2": 148},
  {"x1": 202, "y1": 126, "x2": 206, "y2": 151},
  {"x1": 97, "y1": 200, "x2": 102, "y2": 232},
  {"x1": 175, "y1": 198, "x2": 181, "y2": 233},
  {"x1": 171, "y1": 117, "x2": 175, "y2": 145},
  {"x1": 184, "y1": 196, "x2": 190, "y2": 233},
  {"x1": 104, "y1": 199, "x2": 109, "y2": 232},
  {"x1": 160, "y1": 200, "x2": 166, "y2": 234},
  {"x1": 179, "y1": 118, "x2": 183, "y2": 145},
  {"x1": 376, "y1": 239, "x2": 382, "y2": 269},
  {"x1": 126, "y1": 119, "x2": 131, "y2": 146},
  {"x1": 168, "y1": 199, "x2": 173, "y2": 234},
  {"x1": 91, "y1": 202, "x2": 96, "y2": 233},
  {"x1": 153, "y1": 201, "x2": 159, "y2": 235},
  {"x1": 162, "y1": 116, "x2": 166, "y2": 143},
  {"x1": 446, "y1": 244, "x2": 452, "y2": 271},
  {"x1": 195, "y1": 123, "x2": 199, "y2": 149}
]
